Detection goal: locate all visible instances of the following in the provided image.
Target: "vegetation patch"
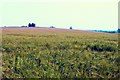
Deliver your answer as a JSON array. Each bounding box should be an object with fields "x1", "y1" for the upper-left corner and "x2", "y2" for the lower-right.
[{"x1": 2, "y1": 28, "x2": 119, "y2": 78}]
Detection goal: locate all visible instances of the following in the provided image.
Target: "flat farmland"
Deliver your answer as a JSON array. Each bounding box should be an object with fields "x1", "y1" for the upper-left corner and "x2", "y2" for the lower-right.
[{"x1": 1, "y1": 28, "x2": 120, "y2": 78}]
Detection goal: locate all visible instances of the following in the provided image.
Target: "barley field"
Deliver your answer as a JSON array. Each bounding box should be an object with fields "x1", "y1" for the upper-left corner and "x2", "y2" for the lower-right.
[{"x1": 1, "y1": 28, "x2": 120, "y2": 78}]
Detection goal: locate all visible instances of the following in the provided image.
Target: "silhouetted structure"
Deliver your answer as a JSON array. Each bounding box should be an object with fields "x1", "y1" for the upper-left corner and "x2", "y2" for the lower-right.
[
  {"x1": 70, "y1": 27, "x2": 72, "y2": 29},
  {"x1": 28, "y1": 23, "x2": 36, "y2": 27}
]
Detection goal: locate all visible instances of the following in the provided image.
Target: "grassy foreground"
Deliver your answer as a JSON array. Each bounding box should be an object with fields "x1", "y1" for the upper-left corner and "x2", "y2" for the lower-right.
[{"x1": 1, "y1": 28, "x2": 120, "y2": 78}]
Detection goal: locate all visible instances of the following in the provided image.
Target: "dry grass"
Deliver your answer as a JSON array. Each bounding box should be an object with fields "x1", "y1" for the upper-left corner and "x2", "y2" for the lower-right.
[{"x1": 1, "y1": 27, "x2": 119, "y2": 78}]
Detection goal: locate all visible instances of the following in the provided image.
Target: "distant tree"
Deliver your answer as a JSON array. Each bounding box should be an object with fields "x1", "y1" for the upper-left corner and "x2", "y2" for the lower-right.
[
  {"x1": 50, "y1": 26, "x2": 55, "y2": 28},
  {"x1": 21, "y1": 26, "x2": 27, "y2": 27},
  {"x1": 32, "y1": 23, "x2": 35, "y2": 27},
  {"x1": 28, "y1": 23, "x2": 36, "y2": 27},
  {"x1": 28, "y1": 23, "x2": 31, "y2": 27},
  {"x1": 70, "y1": 27, "x2": 72, "y2": 29},
  {"x1": 118, "y1": 29, "x2": 120, "y2": 33}
]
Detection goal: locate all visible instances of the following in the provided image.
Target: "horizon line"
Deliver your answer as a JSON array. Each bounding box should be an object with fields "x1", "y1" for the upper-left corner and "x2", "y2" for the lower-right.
[{"x1": 0, "y1": 26, "x2": 119, "y2": 31}]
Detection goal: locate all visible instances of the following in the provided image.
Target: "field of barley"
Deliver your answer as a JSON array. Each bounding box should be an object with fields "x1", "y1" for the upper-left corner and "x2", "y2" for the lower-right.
[{"x1": 1, "y1": 28, "x2": 120, "y2": 78}]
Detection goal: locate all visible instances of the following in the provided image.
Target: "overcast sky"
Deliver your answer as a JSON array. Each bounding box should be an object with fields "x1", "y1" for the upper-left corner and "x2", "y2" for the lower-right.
[{"x1": 0, "y1": 0, "x2": 119, "y2": 30}]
